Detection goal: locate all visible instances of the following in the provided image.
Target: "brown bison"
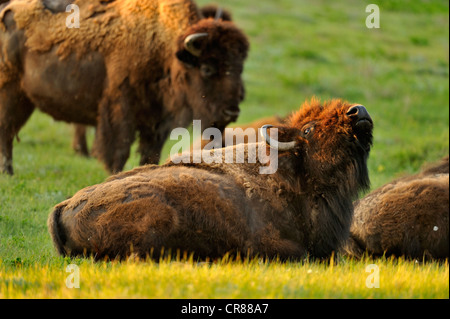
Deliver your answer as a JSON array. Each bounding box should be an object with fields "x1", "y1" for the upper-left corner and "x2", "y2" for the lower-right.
[
  {"x1": 47, "y1": 99, "x2": 374, "y2": 261},
  {"x1": 70, "y1": 2, "x2": 237, "y2": 157},
  {"x1": 343, "y1": 156, "x2": 449, "y2": 260},
  {"x1": 0, "y1": 0, "x2": 249, "y2": 174}
]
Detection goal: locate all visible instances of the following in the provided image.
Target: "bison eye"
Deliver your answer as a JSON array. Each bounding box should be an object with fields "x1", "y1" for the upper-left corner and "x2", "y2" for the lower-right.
[
  {"x1": 200, "y1": 64, "x2": 217, "y2": 78},
  {"x1": 300, "y1": 124, "x2": 314, "y2": 138}
]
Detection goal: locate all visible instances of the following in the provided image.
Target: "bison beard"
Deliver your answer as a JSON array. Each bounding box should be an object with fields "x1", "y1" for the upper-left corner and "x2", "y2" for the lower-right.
[{"x1": 47, "y1": 99, "x2": 373, "y2": 261}]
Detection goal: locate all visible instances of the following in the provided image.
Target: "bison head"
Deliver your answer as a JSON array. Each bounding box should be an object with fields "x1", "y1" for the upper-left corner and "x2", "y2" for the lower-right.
[
  {"x1": 261, "y1": 98, "x2": 373, "y2": 197},
  {"x1": 175, "y1": 19, "x2": 249, "y2": 132}
]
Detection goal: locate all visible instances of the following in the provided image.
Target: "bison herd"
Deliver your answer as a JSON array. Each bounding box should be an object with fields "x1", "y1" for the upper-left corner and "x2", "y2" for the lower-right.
[{"x1": 1, "y1": 0, "x2": 448, "y2": 262}]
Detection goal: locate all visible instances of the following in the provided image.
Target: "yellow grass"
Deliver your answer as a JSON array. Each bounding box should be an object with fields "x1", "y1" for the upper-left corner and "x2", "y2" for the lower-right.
[{"x1": 1, "y1": 257, "x2": 448, "y2": 299}]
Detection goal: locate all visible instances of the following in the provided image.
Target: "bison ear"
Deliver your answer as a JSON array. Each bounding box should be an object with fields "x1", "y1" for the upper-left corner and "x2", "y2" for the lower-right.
[{"x1": 176, "y1": 50, "x2": 199, "y2": 67}]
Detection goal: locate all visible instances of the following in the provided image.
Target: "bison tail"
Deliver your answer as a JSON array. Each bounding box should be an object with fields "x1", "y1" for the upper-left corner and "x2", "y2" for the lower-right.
[{"x1": 47, "y1": 204, "x2": 68, "y2": 256}]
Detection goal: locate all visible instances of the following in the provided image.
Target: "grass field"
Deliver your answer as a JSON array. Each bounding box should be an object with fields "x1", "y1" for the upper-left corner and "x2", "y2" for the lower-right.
[
  {"x1": 1, "y1": 256, "x2": 448, "y2": 299},
  {"x1": 0, "y1": 0, "x2": 449, "y2": 299}
]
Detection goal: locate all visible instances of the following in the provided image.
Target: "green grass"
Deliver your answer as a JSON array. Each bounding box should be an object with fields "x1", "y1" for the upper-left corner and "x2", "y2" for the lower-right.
[{"x1": 0, "y1": 0, "x2": 448, "y2": 298}]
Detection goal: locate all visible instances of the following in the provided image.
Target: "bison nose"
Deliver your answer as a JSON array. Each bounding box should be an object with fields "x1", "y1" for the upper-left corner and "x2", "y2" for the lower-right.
[{"x1": 346, "y1": 105, "x2": 372, "y2": 123}]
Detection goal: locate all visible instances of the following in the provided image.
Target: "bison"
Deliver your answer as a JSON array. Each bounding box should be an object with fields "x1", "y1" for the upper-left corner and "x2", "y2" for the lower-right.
[
  {"x1": 47, "y1": 98, "x2": 374, "y2": 261},
  {"x1": 69, "y1": 2, "x2": 237, "y2": 157},
  {"x1": 343, "y1": 156, "x2": 449, "y2": 260},
  {"x1": 0, "y1": 0, "x2": 249, "y2": 174}
]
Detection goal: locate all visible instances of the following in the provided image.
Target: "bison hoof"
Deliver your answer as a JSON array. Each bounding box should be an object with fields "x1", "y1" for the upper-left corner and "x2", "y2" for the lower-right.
[
  {"x1": 1, "y1": 165, "x2": 13, "y2": 175},
  {"x1": 74, "y1": 146, "x2": 90, "y2": 157}
]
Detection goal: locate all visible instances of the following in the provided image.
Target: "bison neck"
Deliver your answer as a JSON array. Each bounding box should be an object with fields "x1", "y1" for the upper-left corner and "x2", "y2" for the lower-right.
[
  {"x1": 301, "y1": 190, "x2": 354, "y2": 258},
  {"x1": 157, "y1": 65, "x2": 194, "y2": 129},
  {"x1": 270, "y1": 165, "x2": 355, "y2": 258},
  {"x1": 254, "y1": 160, "x2": 357, "y2": 258}
]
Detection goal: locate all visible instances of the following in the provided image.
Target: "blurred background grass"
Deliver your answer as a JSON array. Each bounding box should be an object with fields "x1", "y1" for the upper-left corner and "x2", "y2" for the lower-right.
[{"x1": 0, "y1": 0, "x2": 448, "y2": 298}]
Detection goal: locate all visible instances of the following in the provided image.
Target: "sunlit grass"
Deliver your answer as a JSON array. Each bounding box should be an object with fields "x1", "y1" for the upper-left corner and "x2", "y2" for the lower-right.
[{"x1": 1, "y1": 256, "x2": 448, "y2": 299}]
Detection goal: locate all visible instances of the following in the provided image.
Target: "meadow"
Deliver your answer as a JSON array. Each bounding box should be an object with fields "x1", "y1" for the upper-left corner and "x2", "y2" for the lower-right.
[{"x1": 0, "y1": 0, "x2": 449, "y2": 299}]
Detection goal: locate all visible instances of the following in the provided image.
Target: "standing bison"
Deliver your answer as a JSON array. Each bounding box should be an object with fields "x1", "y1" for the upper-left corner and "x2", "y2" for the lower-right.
[
  {"x1": 0, "y1": 0, "x2": 249, "y2": 174},
  {"x1": 70, "y1": 2, "x2": 236, "y2": 157},
  {"x1": 47, "y1": 99, "x2": 374, "y2": 261},
  {"x1": 343, "y1": 156, "x2": 449, "y2": 260}
]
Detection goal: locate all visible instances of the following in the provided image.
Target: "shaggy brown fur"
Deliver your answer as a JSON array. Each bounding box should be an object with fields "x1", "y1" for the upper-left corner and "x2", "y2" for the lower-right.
[
  {"x1": 0, "y1": 0, "x2": 249, "y2": 174},
  {"x1": 48, "y1": 98, "x2": 373, "y2": 261},
  {"x1": 70, "y1": 3, "x2": 236, "y2": 157},
  {"x1": 343, "y1": 156, "x2": 449, "y2": 260}
]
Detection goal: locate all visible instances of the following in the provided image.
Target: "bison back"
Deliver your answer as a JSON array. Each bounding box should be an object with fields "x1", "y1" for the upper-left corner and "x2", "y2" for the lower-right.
[
  {"x1": 47, "y1": 165, "x2": 254, "y2": 260},
  {"x1": 346, "y1": 173, "x2": 449, "y2": 259}
]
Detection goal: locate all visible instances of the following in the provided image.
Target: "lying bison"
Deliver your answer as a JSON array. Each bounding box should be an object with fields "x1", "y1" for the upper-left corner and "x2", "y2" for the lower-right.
[
  {"x1": 48, "y1": 99, "x2": 374, "y2": 261},
  {"x1": 343, "y1": 156, "x2": 449, "y2": 260},
  {"x1": 0, "y1": 0, "x2": 248, "y2": 174}
]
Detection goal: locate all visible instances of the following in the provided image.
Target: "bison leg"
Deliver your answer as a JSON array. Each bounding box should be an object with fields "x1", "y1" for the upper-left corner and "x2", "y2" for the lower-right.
[
  {"x1": 92, "y1": 93, "x2": 136, "y2": 174},
  {"x1": 138, "y1": 127, "x2": 168, "y2": 165},
  {"x1": 0, "y1": 83, "x2": 35, "y2": 174},
  {"x1": 72, "y1": 124, "x2": 89, "y2": 157}
]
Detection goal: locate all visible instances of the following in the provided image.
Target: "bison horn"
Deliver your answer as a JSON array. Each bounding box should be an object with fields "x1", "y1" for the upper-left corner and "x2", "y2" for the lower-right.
[
  {"x1": 184, "y1": 33, "x2": 209, "y2": 57},
  {"x1": 215, "y1": 7, "x2": 223, "y2": 20},
  {"x1": 260, "y1": 125, "x2": 297, "y2": 151}
]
